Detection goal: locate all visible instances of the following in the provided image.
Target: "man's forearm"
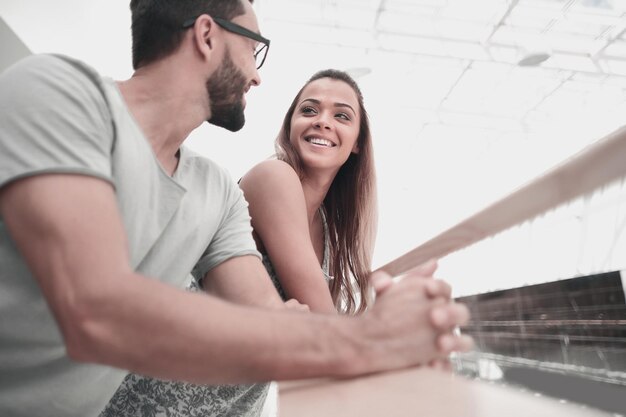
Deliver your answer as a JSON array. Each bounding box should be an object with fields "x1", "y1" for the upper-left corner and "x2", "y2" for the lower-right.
[
  {"x1": 0, "y1": 176, "x2": 371, "y2": 383},
  {"x1": 71, "y1": 269, "x2": 468, "y2": 384},
  {"x1": 67, "y1": 271, "x2": 359, "y2": 384}
]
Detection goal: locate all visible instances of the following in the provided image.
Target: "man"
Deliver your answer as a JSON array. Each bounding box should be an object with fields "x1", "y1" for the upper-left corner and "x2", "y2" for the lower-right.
[{"x1": 0, "y1": 1, "x2": 472, "y2": 416}]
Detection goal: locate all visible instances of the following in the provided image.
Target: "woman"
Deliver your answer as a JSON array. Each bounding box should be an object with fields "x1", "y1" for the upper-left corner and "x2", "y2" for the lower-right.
[
  {"x1": 240, "y1": 69, "x2": 377, "y2": 314},
  {"x1": 101, "y1": 69, "x2": 376, "y2": 417}
]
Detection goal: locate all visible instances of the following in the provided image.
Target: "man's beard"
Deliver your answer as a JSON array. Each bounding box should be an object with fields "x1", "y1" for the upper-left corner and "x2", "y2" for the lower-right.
[{"x1": 206, "y1": 49, "x2": 247, "y2": 132}]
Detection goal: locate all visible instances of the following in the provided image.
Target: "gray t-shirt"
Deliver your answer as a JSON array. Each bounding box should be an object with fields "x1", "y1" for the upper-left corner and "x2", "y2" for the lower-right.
[{"x1": 0, "y1": 54, "x2": 260, "y2": 417}]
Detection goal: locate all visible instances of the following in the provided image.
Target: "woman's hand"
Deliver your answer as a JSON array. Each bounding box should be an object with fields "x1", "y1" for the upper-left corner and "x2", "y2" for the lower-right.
[{"x1": 284, "y1": 298, "x2": 310, "y2": 312}]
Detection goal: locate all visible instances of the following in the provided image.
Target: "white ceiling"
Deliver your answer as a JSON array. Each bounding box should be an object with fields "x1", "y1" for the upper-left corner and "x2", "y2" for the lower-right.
[{"x1": 2, "y1": 0, "x2": 626, "y2": 271}]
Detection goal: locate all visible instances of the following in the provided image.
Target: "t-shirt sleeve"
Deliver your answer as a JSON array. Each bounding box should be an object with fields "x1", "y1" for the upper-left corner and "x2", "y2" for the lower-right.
[
  {"x1": 0, "y1": 54, "x2": 115, "y2": 189},
  {"x1": 191, "y1": 178, "x2": 261, "y2": 281}
]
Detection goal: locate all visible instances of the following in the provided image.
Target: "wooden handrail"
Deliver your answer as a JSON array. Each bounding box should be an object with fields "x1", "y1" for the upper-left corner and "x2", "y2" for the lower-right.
[{"x1": 376, "y1": 125, "x2": 626, "y2": 277}]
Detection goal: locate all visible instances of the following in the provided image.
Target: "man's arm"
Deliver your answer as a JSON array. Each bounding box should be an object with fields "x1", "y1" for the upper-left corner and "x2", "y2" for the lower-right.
[
  {"x1": 0, "y1": 173, "x2": 334, "y2": 382},
  {"x1": 0, "y1": 173, "x2": 469, "y2": 384}
]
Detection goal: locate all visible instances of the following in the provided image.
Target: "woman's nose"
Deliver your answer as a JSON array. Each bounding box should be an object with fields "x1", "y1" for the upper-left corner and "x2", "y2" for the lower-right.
[{"x1": 313, "y1": 115, "x2": 331, "y2": 130}]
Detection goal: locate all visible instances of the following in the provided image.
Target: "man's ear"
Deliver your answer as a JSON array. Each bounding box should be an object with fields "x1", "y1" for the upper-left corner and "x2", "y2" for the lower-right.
[{"x1": 192, "y1": 14, "x2": 217, "y2": 57}]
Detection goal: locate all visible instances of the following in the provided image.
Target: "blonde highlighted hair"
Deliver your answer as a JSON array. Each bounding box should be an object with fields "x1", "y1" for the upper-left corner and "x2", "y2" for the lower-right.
[{"x1": 274, "y1": 69, "x2": 378, "y2": 314}]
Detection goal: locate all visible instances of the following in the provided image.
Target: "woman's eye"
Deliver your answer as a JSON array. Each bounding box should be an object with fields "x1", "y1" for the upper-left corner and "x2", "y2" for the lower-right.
[
  {"x1": 336, "y1": 112, "x2": 350, "y2": 120},
  {"x1": 302, "y1": 106, "x2": 316, "y2": 114}
]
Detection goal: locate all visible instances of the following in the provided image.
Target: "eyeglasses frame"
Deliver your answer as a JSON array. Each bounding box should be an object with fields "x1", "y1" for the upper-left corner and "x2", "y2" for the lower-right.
[{"x1": 182, "y1": 16, "x2": 270, "y2": 69}]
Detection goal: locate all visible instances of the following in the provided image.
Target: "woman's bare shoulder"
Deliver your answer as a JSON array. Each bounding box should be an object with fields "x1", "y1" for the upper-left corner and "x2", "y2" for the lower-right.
[
  {"x1": 245, "y1": 159, "x2": 297, "y2": 178},
  {"x1": 240, "y1": 160, "x2": 301, "y2": 193}
]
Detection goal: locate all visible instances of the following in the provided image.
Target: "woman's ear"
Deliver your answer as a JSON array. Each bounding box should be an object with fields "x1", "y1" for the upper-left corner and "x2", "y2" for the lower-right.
[{"x1": 351, "y1": 142, "x2": 360, "y2": 154}]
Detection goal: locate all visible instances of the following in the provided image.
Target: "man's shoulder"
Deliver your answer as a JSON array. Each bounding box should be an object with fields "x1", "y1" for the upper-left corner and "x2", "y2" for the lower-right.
[
  {"x1": 4, "y1": 53, "x2": 102, "y2": 85},
  {"x1": 183, "y1": 147, "x2": 227, "y2": 174},
  {"x1": 0, "y1": 53, "x2": 110, "y2": 114},
  {"x1": 181, "y1": 147, "x2": 237, "y2": 190}
]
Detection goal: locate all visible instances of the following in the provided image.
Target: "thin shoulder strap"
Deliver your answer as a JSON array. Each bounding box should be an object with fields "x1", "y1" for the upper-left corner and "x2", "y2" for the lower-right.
[{"x1": 319, "y1": 207, "x2": 332, "y2": 280}]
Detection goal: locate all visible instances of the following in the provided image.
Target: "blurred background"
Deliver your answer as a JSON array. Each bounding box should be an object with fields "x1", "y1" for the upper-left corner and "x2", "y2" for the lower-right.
[{"x1": 2, "y1": 0, "x2": 626, "y2": 295}]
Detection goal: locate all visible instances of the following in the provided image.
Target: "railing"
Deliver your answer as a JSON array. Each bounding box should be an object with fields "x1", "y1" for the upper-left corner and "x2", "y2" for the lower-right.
[
  {"x1": 376, "y1": 125, "x2": 626, "y2": 278},
  {"x1": 377, "y1": 124, "x2": 626, "y2": 415}
]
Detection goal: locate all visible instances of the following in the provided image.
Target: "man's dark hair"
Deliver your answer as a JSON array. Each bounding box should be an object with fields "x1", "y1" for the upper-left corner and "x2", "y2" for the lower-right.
[{"x1": 129, "y1": 0, "x2": 252, "y2": 69}]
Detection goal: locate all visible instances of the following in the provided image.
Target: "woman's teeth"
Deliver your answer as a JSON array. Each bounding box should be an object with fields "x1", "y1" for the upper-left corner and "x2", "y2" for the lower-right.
[{"x1": 306, "y1": 137, "x2": 334, "y2": 147}]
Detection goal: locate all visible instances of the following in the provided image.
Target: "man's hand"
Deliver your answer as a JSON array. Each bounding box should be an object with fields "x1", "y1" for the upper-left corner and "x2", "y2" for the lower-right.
[
  {"x1": 357, "y1": 261, "x2": 472, "y2": 373},
  {"x1": 370, "y1": 259, "x2": 439, "y2": 301}
]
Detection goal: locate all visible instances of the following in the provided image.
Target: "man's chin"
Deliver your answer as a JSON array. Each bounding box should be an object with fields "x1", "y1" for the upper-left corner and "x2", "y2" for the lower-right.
[{"x1": 207, "y1": 112, "x2": 245, "y2": 132}]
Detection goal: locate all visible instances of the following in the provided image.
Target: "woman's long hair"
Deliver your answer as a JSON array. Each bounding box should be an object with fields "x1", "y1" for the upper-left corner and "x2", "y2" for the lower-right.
[{"x1": 274, "y1": 69, "x2": 378, "y2": 314}]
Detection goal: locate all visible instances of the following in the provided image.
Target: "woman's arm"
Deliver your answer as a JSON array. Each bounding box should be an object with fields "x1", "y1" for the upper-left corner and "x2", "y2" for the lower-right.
[
  {"x1": 239, "y1": 160, "x2": 337, "y2": 313},
  {"x1": 202, "y1": 254, "x2": 287, "y2": 309}
]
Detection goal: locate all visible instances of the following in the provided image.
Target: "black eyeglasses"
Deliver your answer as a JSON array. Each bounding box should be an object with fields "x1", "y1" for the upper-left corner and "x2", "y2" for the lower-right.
[{"x1": 182, "y1": 16, "x2": 270, "y2": 70}]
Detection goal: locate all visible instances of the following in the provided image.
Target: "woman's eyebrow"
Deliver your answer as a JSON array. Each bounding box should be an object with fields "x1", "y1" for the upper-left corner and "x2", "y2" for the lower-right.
[
  {"x1": 334, "y1": 102, "x2": 356, "y2": 114},
  {"x1": 300, "y1": 98, "x2": 320, "y2": 106},
  {"x1": 300, "y1": 98, "x2": 356, "y2": 114}
]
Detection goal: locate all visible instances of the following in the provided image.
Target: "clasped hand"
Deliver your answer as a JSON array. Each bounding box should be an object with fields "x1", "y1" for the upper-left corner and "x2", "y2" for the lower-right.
[{"x1": 368, "y1": 259, "x2": 473, "y2": 369}]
